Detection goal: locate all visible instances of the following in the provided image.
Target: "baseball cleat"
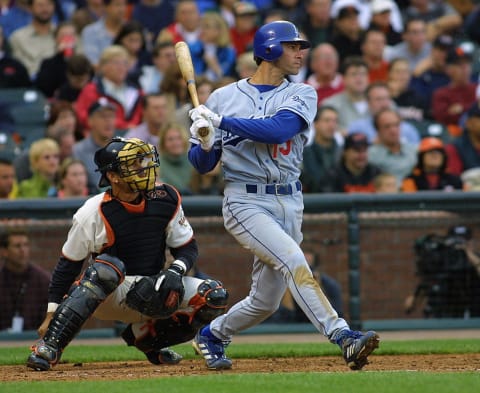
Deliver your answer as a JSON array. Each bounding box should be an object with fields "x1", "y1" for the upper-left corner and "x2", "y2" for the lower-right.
[
  {"x1": 26, "y1": 340, "x2": 60, "y2": 371},
  {"x1": 339, "y1": 330, "x2": 380, "y2": 370},
  {"x1": 192, "y1": 326, "x2": 232, "y2": 370},
  {"x1": 146, "y1": 348, "x2": 183, "y2": 365}
]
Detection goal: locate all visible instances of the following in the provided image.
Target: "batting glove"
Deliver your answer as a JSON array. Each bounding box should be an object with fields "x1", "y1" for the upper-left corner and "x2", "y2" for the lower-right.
[
  {"x1": 189, "y1": 104, "x2": 222, "y2": 127},
  {"x1": 190, "y1": 116, "x2": 215, "y2": 151}
]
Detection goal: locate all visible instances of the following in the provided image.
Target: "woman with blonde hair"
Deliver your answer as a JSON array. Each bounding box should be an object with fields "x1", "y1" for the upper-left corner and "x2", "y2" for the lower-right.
[
  {"x1": 189, "y1": 11, "x2": 237, "y2": 81},
  {"x1": 158, "y1": 122, "x2": 194, "y2": 195},
  {"x1": 17, "y1": 138, "x2": 60, "y2": 198}
]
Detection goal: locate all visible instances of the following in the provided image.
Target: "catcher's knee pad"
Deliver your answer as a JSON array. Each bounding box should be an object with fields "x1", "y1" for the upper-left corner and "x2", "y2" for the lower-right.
[
  {"x1": 190, "y1": 279, "x2": 229, "y2": 327},
  {"x1": 86, "y1": 253, "x2": 126, "y2": 295}
]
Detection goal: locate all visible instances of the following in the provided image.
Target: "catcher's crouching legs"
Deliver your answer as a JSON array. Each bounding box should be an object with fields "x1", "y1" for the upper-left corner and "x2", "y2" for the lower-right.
[
  {"x1": 121, "y1": 279, "x2": 228, "y2": 365},
  {"x1": 27, "y1": 254, "x2": 125, "y2": 371}
]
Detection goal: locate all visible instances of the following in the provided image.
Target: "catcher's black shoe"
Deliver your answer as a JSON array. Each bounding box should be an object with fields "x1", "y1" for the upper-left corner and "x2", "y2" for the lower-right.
[
  {"x1": 338, "y1": 330, "x2": 380, "y2": 370},
  {"x1": 145, "y1": 348, "x2": 183, "y2": 365},
  {"x1": 27, "y1": 340, "x2": 61, "y2": 371}
]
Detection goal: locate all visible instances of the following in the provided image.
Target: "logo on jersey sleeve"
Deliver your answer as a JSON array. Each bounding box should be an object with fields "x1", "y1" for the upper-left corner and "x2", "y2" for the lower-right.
[{"x1": 291, "y1": 95, "x2": 308, "y2": 111}]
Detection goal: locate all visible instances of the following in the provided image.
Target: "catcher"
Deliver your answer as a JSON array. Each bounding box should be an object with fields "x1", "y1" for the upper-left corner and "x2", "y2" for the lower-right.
[{"x1": 27, "y1": 137, "x2": 228, "y2": 371}]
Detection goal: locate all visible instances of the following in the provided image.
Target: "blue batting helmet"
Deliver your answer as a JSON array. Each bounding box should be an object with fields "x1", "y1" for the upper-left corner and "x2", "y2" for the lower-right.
[{"x1": 253, "y1": 21, "x2": 310, "y2": 62}]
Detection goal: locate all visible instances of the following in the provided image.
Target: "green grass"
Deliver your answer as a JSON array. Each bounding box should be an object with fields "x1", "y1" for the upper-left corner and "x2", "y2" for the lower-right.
[
  {"x1": 2, "y1": 372, "x2": 480, "y2": 393},
  {"x1": 2, "y1": 339, "x2": 480, "y2": 393},
  {"x1": 2, "y1": 338, "x2": 480, "y2": 365}
]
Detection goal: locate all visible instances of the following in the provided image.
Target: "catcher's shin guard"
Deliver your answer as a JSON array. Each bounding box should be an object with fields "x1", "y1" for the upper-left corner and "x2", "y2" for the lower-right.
[{"x1": 27, "y1": 254, "x2": 125, "y2": 371}]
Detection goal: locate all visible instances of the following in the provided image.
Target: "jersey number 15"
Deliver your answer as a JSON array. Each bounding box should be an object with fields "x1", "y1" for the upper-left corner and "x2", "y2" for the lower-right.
[{"x1": 272, "y1": 140, "x2": 291, "y2": 158}]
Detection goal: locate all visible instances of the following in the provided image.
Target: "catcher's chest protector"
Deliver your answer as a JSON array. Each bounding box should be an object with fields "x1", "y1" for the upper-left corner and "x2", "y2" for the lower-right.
[{"x1": 100, "y1": 195, "x2": 177, "y2": 275}]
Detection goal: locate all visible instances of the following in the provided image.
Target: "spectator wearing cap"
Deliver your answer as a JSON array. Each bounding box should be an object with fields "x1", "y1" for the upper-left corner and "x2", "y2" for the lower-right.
[
  {"x1": 383, "y1": 18, "x2": 431, "y2": 72},
  {"x1": 445, "y1": 104, "x2": 480, "y2": 176},
  {"x1": 367, "y1": 0, "x2": 402, "y2": 46},
  {"x1": 348, "y1": 81, "x2": 420, "y2": 145},
  {"x1": 81, "y1": 0, "x2": 127, "y2": 69},
  {"x1": 72, "y1": 98, "x2": 117, "y2": 194},
  {"x1": 230, "y1": 1, "x2": 259, "y2": 56},
  {"x1": 301, "y1": 106, "x2": 343, "y2": 193},
  {"x1": 305, "y1": 43, "x2": 344, "y2": 107},
  {"x1": 402, "y1": 136, "x2": 463, "y2": 192},
  {"x1": 361, "y1": 27, "x2": 389, "y2": 83},
  {"x1": 323, "y1": 132, "x2": 382, "y2": 193},
  {"x1": 300, "y1": 0, "x2": 334, "y2": 48},
  {"x1": 368, "y1": 108, "x2": 418, "y2": 185},
  {"x1": 410, "y1": 34, "x2": 453, "y2": 113},
  {"x1": 402, "y1": 0, "x2": 462, "y2": 42},
  {"x1": 75, "y1": 45, "x2": 144, "y2": 134},
  {"x1": 329, "y1": 0, "x2": 364, "y2": 63},
  {"x1": 431, "y1": 44, "x2": 477, "y2": 132}
]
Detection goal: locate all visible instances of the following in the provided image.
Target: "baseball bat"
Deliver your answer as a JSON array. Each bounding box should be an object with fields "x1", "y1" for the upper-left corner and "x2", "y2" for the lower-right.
[{"x1": 174, "y1": 41, "x2": 209, "y2": 137}]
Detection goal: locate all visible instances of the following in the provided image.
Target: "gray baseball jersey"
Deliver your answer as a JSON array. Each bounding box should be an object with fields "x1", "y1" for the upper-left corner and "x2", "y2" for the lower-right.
[
  {"x1": 207, "y1": 79, "x2": 316, "y2": 184},
  {"x1": 201, "y1": 78, "x2": 349, "y2": 342}
]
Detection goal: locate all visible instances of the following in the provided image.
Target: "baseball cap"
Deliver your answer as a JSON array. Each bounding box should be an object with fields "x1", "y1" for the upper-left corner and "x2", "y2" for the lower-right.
[
  {"x1": 330, "y1": 0, "x2": 360, "y2": 19},
  {"x1": 233, "y1": 1, "x2": 258, "y2": 16},
  {"x1": 446, "y1": 44, "x2": 473, "y2": 64},
  {"x1": 418, "y1": 137, "x2": 444, "y2": 153},
  {"x1": 88, "y1": 97, "x2": 116, "y2": 116},
  {"x1": 371, "y1": 0, "x2": 394, "y2": 14},
  {"x1": 432, "y1": 34, "x2": 454, "y2": 50},
  {"x1": 344, "y1": 132, "x2": 369, "y2": 150}
]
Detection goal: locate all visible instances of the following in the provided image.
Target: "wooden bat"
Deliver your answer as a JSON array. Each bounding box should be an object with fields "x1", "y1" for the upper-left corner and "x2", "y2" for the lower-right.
[{"x1": 174, "y1": 41, "x2": 209, "y2": 137}]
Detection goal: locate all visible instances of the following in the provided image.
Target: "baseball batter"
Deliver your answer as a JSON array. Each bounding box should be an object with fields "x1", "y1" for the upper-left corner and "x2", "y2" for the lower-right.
[
  {"x1": 27, "y1": 137, "x2": 228, "y2": 371},
  {"x1": 188, "y1": 21, "x2": 380, "y2": 370}
]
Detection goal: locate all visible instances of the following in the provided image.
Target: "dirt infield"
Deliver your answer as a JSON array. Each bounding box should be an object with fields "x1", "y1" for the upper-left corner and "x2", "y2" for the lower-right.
[
  {"x1": 3, "y1": 330, "x2": 480, "y2": 382},
  {"x1": 3, "y1": 354, "x2": 480, "y2": 382}
]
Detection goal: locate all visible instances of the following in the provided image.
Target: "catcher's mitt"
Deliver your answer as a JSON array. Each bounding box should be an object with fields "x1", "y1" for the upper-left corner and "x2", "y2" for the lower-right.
[{"x1": 126, "y1": 264, "x2": 185, "y2": 319}]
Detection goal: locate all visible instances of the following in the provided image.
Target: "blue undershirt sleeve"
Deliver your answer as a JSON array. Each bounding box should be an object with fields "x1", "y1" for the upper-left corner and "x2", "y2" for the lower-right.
[
  {"x1": 188, "y1": 143, "x2": 221, "y2": 174},
  {"x1": 219, "y1": 110, "x2": 306, "y2": 144}
]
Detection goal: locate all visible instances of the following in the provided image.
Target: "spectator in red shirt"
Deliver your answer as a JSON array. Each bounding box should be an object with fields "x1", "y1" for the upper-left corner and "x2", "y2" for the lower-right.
[
  {"x1": 156, "y1": 0, "x2": 201, "y2": 45},
  {"x1": 75, "y1": 45, "x2": 144, "y2": 133},
  {"x1": 305, "y1": 43, "x2": 344, "y2": 107},
  {"x1": 361, "y1": 27, "x2": 389, "y2": 83},
  {"x1": 431, "y1": 44, "x2": 477, "y2": 132},
  {"x1": 229, "y1": 1, "x2": 259, "y2": 56}
]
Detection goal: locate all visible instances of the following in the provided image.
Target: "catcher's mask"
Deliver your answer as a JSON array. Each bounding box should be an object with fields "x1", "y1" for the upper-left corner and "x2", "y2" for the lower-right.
[{"x1": 94, "y1": 137, "x2": 159, "y2": 192}]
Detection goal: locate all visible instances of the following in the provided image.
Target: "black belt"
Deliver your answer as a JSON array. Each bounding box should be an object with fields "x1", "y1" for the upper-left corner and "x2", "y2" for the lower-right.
[{"x1": 245, "y1": 181, "x2": 301, "y2": 195}]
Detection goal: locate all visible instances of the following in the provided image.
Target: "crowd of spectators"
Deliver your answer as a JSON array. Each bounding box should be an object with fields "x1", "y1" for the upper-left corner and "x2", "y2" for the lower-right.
[{"x1": 1, "y1": 0, "x2": 480, "y2": 199}]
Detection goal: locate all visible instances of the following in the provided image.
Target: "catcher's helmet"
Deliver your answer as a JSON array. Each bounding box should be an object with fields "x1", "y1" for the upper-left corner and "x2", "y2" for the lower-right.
[
  {"x1": 253, "y1": 21, "x2": 310, "y2": 62},
  {"x1": 94, "y1": 137, "x2": 159, "y2": 192}
]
